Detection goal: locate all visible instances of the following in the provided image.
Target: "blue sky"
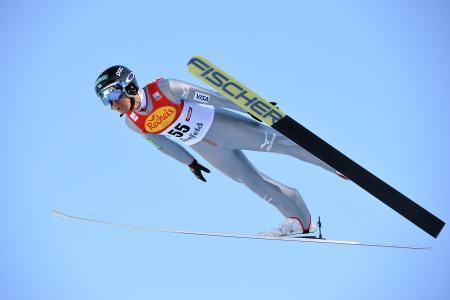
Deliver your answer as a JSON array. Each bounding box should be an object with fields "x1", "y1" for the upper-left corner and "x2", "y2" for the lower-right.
[{"x1": 1, "y1": 0, "x2": 449, "y2": 299}]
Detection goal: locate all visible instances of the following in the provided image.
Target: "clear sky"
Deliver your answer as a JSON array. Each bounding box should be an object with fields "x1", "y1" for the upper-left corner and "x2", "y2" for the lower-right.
[{"x1": 1, "y1": 0, "x2": 449, "y2": 299}]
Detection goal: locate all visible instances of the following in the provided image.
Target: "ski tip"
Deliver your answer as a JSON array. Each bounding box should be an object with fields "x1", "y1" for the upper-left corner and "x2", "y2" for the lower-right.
[
  {"x1": 51, "y1": 210, "x2": 70, "y2": 219},
  {"x1": 431, "y1": 221, "x2": 446, "y2": 239},
  {"x1": 187, "y1": 55, "x2": 206, "y2": 66}
]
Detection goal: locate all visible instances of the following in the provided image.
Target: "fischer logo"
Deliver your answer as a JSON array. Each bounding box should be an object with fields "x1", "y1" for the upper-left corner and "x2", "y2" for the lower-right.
[
  {"x1": 182, "y1": 85, "x2": 190, "y2": 100},
  {"x1": 260, "y1": 131, "x2": 277, "y2": 152},
  {"x1": 144, "y1": 106, "x2": 177, "y2": 133},
  {"x1": 194, "y1": 91, "x2": 210, "y2": 103},
  {"x1": 188, "y1": 57, "x2": 284, "y2": 125},
  {"x1": 116, "y1": 67, "x2": 124, "y2": 76}
]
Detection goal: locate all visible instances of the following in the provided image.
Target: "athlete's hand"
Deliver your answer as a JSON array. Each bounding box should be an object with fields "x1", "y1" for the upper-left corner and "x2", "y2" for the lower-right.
[
  {"x1": 189, "y1": 159, "x2": 210, "y2": 182},
  {"x1": 247, "y1": 101, "x2": 278, "y2": 122}
]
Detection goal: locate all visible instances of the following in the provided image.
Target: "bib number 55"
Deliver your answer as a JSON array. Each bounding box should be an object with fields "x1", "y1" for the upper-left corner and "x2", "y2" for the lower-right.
[{"x1": 168, "y1": 123, "x2": 190, "y2": 137}]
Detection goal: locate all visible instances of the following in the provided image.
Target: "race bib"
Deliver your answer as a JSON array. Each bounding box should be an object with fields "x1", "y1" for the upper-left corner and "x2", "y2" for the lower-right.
[{"x1": 160, "y1": 102, "x2": 215, "y2": 145}]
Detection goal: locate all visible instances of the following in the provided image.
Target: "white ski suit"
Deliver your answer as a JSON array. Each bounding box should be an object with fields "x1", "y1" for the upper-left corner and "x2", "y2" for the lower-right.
[{"x1": 125, "y1": 78, "x2": 337, "y2": 231}]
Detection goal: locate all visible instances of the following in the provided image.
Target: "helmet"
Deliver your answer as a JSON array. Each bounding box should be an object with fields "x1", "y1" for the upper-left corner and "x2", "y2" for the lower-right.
[{"x1": 94, "y1": 65, "x2": 139, "y2": 106}]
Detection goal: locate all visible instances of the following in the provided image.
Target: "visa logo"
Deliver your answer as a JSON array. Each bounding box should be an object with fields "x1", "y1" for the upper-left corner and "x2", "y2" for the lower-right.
[{"x1": 194, "y1": 92, "x2": 210, "y2": 103}]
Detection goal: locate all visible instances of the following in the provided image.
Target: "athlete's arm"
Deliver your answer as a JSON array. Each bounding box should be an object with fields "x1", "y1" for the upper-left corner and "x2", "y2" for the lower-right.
[
  {"x1": 160, "y1": 78, "x2": 248, "y2": 113},
  {"x1": 143, "y1": 135, "x2": 210, "y2": 181},
  {"x1": 142, "y1": 134, "x2": 196, "y2": 165},
  {"x1": 125, "y1": 117, "x2": 193, "y2": 165},
  {"x1": 125, "y1": 118, "x2": 210, "y2": 181}
]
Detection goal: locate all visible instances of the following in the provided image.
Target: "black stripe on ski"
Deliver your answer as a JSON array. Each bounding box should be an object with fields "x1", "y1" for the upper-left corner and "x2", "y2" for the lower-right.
[{"x1": 273, "y1": 116, "x2": 445, "y2": 238}]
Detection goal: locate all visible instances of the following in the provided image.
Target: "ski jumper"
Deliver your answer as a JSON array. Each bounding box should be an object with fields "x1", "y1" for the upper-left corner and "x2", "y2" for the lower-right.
[{"x1": 125, "y1": 78, "x2": 337, "y2": 230}]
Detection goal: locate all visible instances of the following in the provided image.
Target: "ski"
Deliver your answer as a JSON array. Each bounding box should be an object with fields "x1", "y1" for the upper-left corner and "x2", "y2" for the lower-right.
[
  {"x1": 187, "y1": 55, "x2": 445, "y2": 238},
  {"x1": 52, "y1": 210, "x2": 430, "y2": 250}
]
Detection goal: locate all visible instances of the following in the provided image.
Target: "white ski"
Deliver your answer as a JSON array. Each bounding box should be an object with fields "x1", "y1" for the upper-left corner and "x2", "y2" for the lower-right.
[{"x1": 52, "y1": 210, "x2": 430, "y2": 250}]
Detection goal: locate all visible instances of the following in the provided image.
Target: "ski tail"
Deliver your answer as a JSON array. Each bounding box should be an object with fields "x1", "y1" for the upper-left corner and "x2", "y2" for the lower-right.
[{"x1": 274, "y1": 116, "x2": 445, "y2": 238}]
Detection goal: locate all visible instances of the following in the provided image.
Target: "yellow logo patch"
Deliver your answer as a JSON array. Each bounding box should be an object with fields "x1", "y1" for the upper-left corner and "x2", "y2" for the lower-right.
[{"x1": 144, "y1": 106, "x2": 177, "y2": 133}]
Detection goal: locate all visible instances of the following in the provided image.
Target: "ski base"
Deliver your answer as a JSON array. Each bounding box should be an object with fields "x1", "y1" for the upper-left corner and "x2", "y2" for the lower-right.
[{"x1": 52, "y1": 210, "x2": 431, "y2": 250}]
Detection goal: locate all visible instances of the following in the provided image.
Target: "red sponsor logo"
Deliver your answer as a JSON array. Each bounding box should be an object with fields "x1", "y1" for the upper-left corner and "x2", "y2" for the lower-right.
[
  {"x1": 186, "y1": 107, "x2": 193, "y2": 121},
  {"x1": 144, "y1": 106, "x2": 177, "y2": 132}
]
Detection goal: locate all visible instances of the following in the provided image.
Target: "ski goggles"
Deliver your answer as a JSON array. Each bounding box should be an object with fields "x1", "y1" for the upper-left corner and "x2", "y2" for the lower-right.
[{"x1": 99, "y1": 84, "x2": 126, "y2": 106}]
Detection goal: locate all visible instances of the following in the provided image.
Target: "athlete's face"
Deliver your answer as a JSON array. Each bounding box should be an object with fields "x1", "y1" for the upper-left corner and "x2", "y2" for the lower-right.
[{"x1": 110, "y1": 95, "x2": 132, "y2": 114}]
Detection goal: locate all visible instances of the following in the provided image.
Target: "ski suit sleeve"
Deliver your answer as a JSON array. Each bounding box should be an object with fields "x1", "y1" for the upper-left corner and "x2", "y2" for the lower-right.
[
  {"x1": 125, "y1": 118, "x2": 195, "y2": 165},
  {"x1": 160, "y1": 78, "x2": 248, "y2": 113}
]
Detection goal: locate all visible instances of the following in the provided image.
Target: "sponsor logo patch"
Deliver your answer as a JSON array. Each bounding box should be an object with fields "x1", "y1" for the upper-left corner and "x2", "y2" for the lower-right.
[
  {"x1": 144, "y1": 106, "x2": 177, "y2": 133},
  {"x1": 126, "y1": 72, "x2": 134, "y2": 83},
  {"x1": 182, "y1": 85, "x2": 190, "y2": 100},
  {"x1": 153, "y1": 91, "x2": 161, "y2": 101},
  {"x1": 130, "y1": 112, "x2": 139, "y2": 122},
  {"x1": 260, "y1": 131, "x2": 277, "y2": 152},
  {"x1": 186, "y1": 107, "x2": 193, "y2": 121},
  {"x1": 180, "y1": 122, "x2": 204, "y2": 144},
  {"x1": 194, "y1": 91, "x2": 210, "y2": 103},
  {"x1": 263, "y1": 194, "x2": 273, "y2": 203},
  {"x1": 95, "y1": 74, "x2": 108, "y2": 85}
]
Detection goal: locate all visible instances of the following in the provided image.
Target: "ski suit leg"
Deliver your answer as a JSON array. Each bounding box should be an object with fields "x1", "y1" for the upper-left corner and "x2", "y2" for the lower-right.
[
  {"x1": 206, "y1": 109, "x2": 337, "y2": 173},
  {"x1": 191, "y1": 138, "x2": 312, "y2": 230}
]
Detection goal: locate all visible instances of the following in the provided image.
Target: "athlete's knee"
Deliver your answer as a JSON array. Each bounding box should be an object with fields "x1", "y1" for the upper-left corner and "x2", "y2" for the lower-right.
[{"x1": 239, "y1": 176, "x2": 262, "y2": 192}]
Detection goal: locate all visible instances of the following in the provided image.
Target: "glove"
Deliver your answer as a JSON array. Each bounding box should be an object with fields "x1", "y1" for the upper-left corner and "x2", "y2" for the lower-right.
[
  {"x1": 247, "y1": 101, "x2": 278, "y2": 122},
  {"x1": 189, "y1": 159, "x2": 210, "y2": 182}
]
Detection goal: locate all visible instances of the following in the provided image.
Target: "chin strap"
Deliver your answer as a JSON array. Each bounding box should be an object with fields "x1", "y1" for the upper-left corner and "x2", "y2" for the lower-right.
[{"x1": 129, "y1": 97, "x2": 135, "y2": 110}]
